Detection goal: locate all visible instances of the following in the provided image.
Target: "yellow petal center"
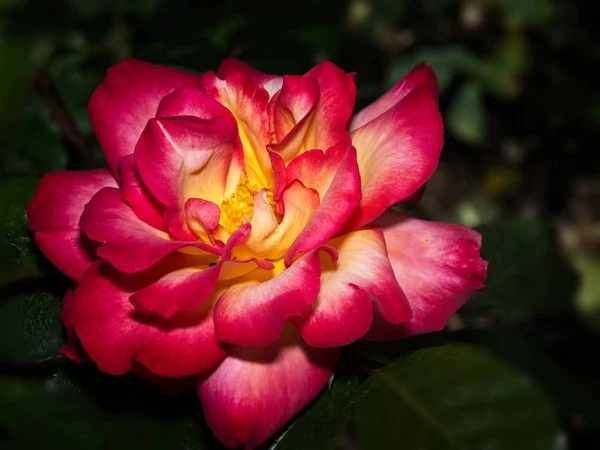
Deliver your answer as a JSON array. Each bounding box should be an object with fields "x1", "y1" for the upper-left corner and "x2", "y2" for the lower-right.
[{"x1": 220, "y1": 175, "x2": 278, "y2": 234}]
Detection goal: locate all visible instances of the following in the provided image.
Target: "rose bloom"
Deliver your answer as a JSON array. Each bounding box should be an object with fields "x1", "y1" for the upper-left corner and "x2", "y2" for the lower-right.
[{"x1": 27, "y1": 58, "x2": 487, "y2": 448}]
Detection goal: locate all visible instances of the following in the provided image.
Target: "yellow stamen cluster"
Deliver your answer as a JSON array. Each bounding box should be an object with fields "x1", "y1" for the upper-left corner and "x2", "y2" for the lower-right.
[{"x1": 220, "y1": 175, "x2": 278, "y2": 234}]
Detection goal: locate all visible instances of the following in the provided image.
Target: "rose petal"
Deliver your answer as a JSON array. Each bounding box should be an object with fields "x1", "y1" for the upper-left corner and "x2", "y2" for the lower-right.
[
  {"x1": 59, "y1": 289, "x2": 89, "y2": 364},
  {"x1": 197, "y1": 324, "x2": 337, "y2": 449},
  {"x1": 350, "y1": 63, "x2": 438, "y2": 131},
  {"x1": 79, "y1": 187, "x2": 220, "y2": 273},
  {"x1": 200, "y1": 71, "x2": 272, "y2": 187},
  {"x1": 34, "y1": 230, "x2": 97, "y2": 282},
  {"x1": 345, "y1": 86, "x2": 443, "y2": 229},
  {"x1": 302, "y1": 60, "x2": 355, "y2": 150},
  {"x1": 88, "y1": 58, "x2": 203, "y2": 176},
  {"x1": 130, "y1": 225, "x2": 253, "y2": 318},
  {"x1": 217, "y1": 58, "x2": 283, "y2": 97},
  {"x1": 268, "y1": 61, "x2": 354, "y2": 163},
  {"x1": 284, "y1": 144, "x2": 361, "y2": 266},
  {"x1": 118, "y1": 154, "x2": 166, "y2": 231},
  {"x1": 27, "y1": 169, "x2": 117, "y2": 281},
  {"x1": 270, "y1": 75, "x2": 319, "y2": 143},
  {"x1": 214, "y1": 249, "x2": 322, "y2": 346},
  {"x1": 365, "y1": 212, "x2": 487, "y2": 340},
  {"x1": 238, "y1": 180, "x2": 319, "y2": 260},
  {"x1": 293, "y1": 228, "x2": 411, "y2": 347},
  {"x1": 27, "y1": 170, "x2": 117, "y2": 231},
  {"x1": 71, "y1": 262, "x2": 228, "y2": 377},
  {"x1": 135, "y1": 116, "x2": 239, "y2": 240}
]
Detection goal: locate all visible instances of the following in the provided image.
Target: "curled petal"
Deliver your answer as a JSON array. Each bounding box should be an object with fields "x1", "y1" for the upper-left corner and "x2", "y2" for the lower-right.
[
  {"x1": 284, "y1": 144, "x2": 361, "y2": 266},
  {"x1": 214, "y1": 249, "x2": 322, "y2": 346},
  {"x1": 118, "y1": 154, "x2": 166, "y2": 231},
  {"x1": 217, "y1": 58, "x2": 283, "y2": 97},
  {"x1": 131, "y1": 225, "x2": 254, "y2": 318},
  {"x1": 71, "y1": 262, "x2": 227, "y2": 377},
  {"x1": 28, "y1": 170, "x2": 117, "y2": 231},
  {"x1": 135, "y1": 116, "x2": 238, "y2": 239},
  {"x1": 350, "y1": 63, "x2": 438, "y2": 131},
  {"x1": 269, "y1": 61, "x2": 354, "y2": 162},
  {"x1": 185, "y1": 198, "x2": 221, "y2": 237},
  {"x1": 88, "y1": 58, "x2": 203, "y2": 176},
  {"x1": 271, "y1": 75, "x2": 319, "y2": 143},
  {"x1": 156, "y1": 86, "x2": 235, "y2": 122},
  {"x1": 27, "y1": 169, "x2": 117, "y2": 281},
  {"x1": 200, "y1": 71, "x2": 272, "y2": 187},
  {"x1": 346, "y1": 86, "x2": 443, "y2": 229},
  {"x1": 34, "y1": 231, "x2": 97, "y2": 283},
  {"x1": 365, "y1": 212, "x2": 487, "y2": 340},
  {"x1": 155, "y1": 87, "x2": 246, "y2": 198},
  {"x1": 293, "y1": 228, "x2": 411, "y2": 347},
  {"x1": 240, "y1": 180, "x2": 319, "y2": 260},
  {"x1": 268, "y1": 150, "x2": 287, "y2": 202},
  {"x1": 79, "y1": 187, "x2": 220, "y2": 273},
  {"x1": 302, "y1": 60, "x2": 356, "y2": 150},
  {"x1": 198, "y1": 325, "x2": 337, "y2": 449}
]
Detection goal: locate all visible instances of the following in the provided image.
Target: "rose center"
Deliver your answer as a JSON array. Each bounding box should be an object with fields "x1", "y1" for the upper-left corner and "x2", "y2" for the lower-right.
[{"x1": 220, "y1": 175, "x2": 278, "y2": 234}]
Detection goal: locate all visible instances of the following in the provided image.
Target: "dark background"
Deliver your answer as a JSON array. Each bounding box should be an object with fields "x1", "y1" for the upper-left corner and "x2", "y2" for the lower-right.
[{"x1": 0, "y1": 0, "x2": 599, "y2": 449}]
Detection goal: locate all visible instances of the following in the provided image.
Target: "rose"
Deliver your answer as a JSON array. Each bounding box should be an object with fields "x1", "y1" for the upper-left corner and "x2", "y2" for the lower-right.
[{"x1": 26, "y1": 58, "x2": 487, "y2": 448}]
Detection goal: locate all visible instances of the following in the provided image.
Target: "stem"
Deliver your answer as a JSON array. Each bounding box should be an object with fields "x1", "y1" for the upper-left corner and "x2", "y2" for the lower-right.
[{"x1": 34, "y1": 69, "x2": 96, "y2": 169}]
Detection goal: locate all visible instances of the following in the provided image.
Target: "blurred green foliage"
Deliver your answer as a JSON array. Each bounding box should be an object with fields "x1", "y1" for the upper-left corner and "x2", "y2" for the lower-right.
[{"x1": 1, "y1": 0, "x2": 599, "y2": 448}]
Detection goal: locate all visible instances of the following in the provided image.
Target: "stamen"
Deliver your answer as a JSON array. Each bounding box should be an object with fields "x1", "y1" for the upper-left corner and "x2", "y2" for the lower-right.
[{"x1": 220, "y1": 175, "x2": 278, "y2": 233}]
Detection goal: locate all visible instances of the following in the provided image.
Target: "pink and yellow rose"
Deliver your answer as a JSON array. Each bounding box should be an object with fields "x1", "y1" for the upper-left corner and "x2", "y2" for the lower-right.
[{"x1": 27, "y1": 58, "x2": 487, "y2": 448}]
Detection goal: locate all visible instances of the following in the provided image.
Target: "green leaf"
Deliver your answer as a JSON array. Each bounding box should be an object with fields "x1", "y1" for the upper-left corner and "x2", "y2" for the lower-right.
[
  {"x1": 0, "y1": 177, "x2": 45, "y2": 287},
  {"x1": 68, "y1": 0, "x2": 161, "y2": 17},
  {"x1": 270, "y1": 376, "x2": 358, "y2": 450},
  {"x1": 0, "y1": 366, "x2": 211, "y2": 450},
  {"x1": 0, "y1": 39, "x2": 54, "y2": 127},
  {"x1": 460, "y1": 220, "x2": 578, "y2": 321},
  {"x1": 0, "y1": 289, "x2": 65, "y2": 364},
  {"x1": 0, "y1": 114, "x2": 67, "y2": 176},
  {"x1": 572, "y1": 255, "x2": 600, "y2": 330},
  {"x1": 454, "y1": 330, "x2": 600, "y2": 431},
  {"x1": 446, "y1": 81, "x2": 485, "y2": 145},
  {"x1": 495, "y1": 0, "x2": 554, "y2": 27},
  {"x1": 353, "y1": 344, "x2": 564, "y2": 450},
  {"x1": 480, "y1": 36, "x2": 530, "y2": 99}
]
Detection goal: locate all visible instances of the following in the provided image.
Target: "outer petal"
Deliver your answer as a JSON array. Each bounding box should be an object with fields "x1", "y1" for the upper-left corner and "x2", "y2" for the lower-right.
[
  {"x1": 214, "y1": 249, "x2": 322, "y2": 346},
  {"x1": 79, "y1": 187, "x2": 220, "y2": 273},
  {"x1": 135, "y1": 116, "x2": 238, "y2": 240},
  {"x1": 71, "y1": 262, "x2": 227, "y2": 377},
  {"x1": 217, "y1": 58, "x2": 283, "y2": 97},
  {"x1": 365, "y1": 212, "x2": 487, "y2": 340},
  {"x1": 33, "y1": 231, "x2": 98, "y2": 283},
  {"x1": 293, "y1": 228, "x2": 411, "y2": 347},
  {"x1": 88, "y1": 58, "x2": 203, "y2": 176},
  {"x1": 350, "y1": 63, "x2": 438, "y2": 131},
  {"x1": 197, "y1": 325, "x2": 338, "y2": 449},
  {"x1": 284, "y1": 144, "x2": 361, "y2": 266},
  {"x1": 59, "y1": 289, "x2": 89, "y2": 364},
  {"x1": 345, "y1": 86, "x2": 443, "y2": 229},
  {"x1": 27, "y1": 169, "x2": 117, "y2": 281}
]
